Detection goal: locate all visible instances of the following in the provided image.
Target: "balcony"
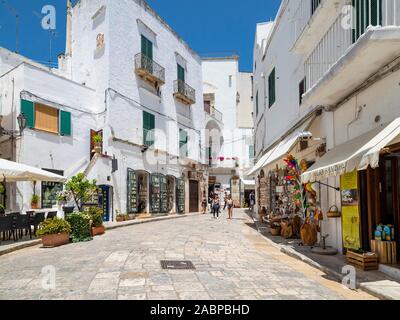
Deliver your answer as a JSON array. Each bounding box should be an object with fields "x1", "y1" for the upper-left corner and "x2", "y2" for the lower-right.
[
  {"x1": 292, "y1": 0, "x2": 343, "y2": 54},
  {"x1": 173, "y1": 80, "x2": 196, "y2": 105},
  {"x1": 134, "y1": 53, "x2": 165, "y2": 86},
  {"x1": 204, "y1": 105, "x2": 223, "y2": 123},
  {"x1": 303, "y1": 0, "x2": 400, "y2": 106}
]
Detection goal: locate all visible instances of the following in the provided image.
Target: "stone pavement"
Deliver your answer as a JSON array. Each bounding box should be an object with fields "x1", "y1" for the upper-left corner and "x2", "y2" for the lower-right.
[{"x1": 0, "y1": 209, "x2": 375, "y2": 300}]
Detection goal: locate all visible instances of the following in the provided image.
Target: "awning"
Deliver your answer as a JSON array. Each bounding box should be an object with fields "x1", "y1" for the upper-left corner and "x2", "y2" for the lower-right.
[
  {"x1": 241, "y1": 179, "x2": 255, "y2": 186},
  {"x1": 0, "y1": 159, "x2": 66, "y2": 182},
  {"x1": 301, "y1": 118, "x2": 400, "y2": 183},
  {"x1": 247, "y1": 118, "x2": 314, "y2": 176}
]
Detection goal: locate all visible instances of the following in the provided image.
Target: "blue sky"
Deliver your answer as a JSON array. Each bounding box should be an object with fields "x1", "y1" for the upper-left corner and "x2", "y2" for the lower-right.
[{"x1": 0, "y1": 0, "x2": 279, "y2": 71}]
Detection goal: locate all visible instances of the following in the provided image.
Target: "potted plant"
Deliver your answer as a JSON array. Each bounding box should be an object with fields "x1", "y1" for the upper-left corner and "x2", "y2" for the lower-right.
[
  {"x1": 86, "y1": 206, "x2": 105, "y2": 236},
  {"x1": 31, "y1": 194, "x2": 40, "y2": 209},
  {"x1": 270, "y1": 222, "x2": 281, "y2": 236},
  {"x1": 116, "y1": 213, "x2": 125, "y2": 222},
  {"x1": 36, "y1": 217, "x2": 71, "y2": 248},
  {"x1": 93, "y1": 134, "x2": 103, "y2": 154}
]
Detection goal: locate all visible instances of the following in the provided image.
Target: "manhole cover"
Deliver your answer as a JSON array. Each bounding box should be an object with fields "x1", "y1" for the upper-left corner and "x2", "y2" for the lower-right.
[{"x1": 160, "y1": 260, "x2": 196, "y2": 270}]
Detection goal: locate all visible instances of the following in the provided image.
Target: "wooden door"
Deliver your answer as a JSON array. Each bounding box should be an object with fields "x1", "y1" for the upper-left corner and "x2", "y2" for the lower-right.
[{"x1": 189, "y1": 180, "x2": 199, "y2": 213}]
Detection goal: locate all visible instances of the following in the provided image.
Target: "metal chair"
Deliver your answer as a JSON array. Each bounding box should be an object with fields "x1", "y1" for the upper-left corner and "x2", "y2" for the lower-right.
[
  {"x1": 14, "y1": 215, "x2": 31, "y2": 240},
  {"x1": 46, "y1": 211, "x2": 57, "y2": 220},
  {"x1": 0, "y1": 216, "x2": 15, "y2": 242},
  {"x1": 31, "y1": 212, "x2": 45, "y2": 235}
]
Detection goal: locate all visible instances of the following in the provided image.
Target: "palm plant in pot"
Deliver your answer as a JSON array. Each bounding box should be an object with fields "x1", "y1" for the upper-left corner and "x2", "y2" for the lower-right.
[
  {"x1": 36, "y1": 217, "x2": 71, "y2": 248},
  {"x1": 31, "y1": 194, "x2": 40, "y2": 209}
]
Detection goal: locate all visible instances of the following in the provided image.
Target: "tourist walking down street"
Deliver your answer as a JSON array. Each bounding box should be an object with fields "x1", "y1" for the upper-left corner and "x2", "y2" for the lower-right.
[
  {"x1": 212, "y1": 196, "x2": 221, "y2": 219},
  {"x1": 227, "y1": 195, "x2": 234, "y2": 219},
  {"x1": 223, "y1": 192, "x2": 228, "y2": 211},
  {"x1": 249, "y1": 191, "x2": 255, "y2": 212},
  {"x1": 201, "y1": 196, "x2": 208, "y2": 214}
]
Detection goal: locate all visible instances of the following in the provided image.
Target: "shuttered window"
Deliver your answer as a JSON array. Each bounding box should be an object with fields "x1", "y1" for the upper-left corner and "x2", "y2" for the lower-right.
[
  {"x1": 21, "y1": 99, "x2": 35, "y2": 128},
  {"x1": 179, "y1": 128, "x2": 188, "y2": 158},
  {"x1": 255, "y1": 91, "x2": 259, "y2": 116},
  {"x1": 35, "y1": 103, "x2": 59, "y2": 134},
  {"x1": 177, "y1": 64, "x2": 185, "y2": 82},
  {"x1": 141, "y1": 35, "x2": 153, "y2": 60},
  {"x1": 20, "y1": 99, "x2": 71, "y2": 136},
  {"x1": 268, "y1": 68, "x2": 276, "y2": 108},
  {"x1": 143, "y1": 111, "x2": 155, "y2": 147}
]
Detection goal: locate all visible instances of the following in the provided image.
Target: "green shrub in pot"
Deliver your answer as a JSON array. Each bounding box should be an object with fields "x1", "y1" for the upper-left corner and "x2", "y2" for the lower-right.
[
  {"x1": 36, "y1": 218, "x2": 71, "y2": 237},
  {"x1": 66, "y1": 212, "x2": 92, "y2": 243},
  {"x1": 86, "y1": 206, "x2": 103, "y2": 227}
]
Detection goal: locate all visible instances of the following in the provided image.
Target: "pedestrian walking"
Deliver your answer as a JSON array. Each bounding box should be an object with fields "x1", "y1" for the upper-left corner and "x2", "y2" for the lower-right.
[
  {"x1": 212, "y1": 196, "x2": 220, "y2": 219},
  {"x1": 249, "y1": 191, "x2": 255, "y2": 212},
  {"x1": 227, "y1": 195, "x2": 234, "y2": 219},
  {"x1": 201, "y1": 196, "x2": 208, "y2": 214}
]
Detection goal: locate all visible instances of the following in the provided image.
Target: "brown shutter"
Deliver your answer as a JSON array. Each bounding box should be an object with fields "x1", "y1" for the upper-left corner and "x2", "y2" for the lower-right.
[{"x1": 35, "y1": 103, "x2": 59, "y2": 134}]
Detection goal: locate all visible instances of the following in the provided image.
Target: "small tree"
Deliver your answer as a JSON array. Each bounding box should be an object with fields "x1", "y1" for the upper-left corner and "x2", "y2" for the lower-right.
[{"x1": 64, "y1": 173, "x2": 98, "y2": 212}]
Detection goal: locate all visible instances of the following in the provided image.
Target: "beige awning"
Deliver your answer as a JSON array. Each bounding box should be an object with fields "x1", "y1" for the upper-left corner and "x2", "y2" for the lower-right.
[
  {"x1": 247, "y1": 118, "x2": 313, "y2": 176},
  {"x1": 0, "y1": 159, "x2": 66, "y2": 182},
  {"x1": 301, "y1": 118, "x2": 400, "y2": 183}
]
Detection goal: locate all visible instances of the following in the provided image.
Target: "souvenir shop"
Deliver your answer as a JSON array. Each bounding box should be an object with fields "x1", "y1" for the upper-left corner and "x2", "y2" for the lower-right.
[{"x1": 127, "y1": 168, "x2": 185, "y2": 215}]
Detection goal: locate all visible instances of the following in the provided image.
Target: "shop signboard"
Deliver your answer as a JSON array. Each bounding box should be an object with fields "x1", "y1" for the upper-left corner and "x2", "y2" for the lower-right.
[
  {"x1": 341, "y1": 170, "x2": 361, "y2": 250},
  {"x1": 127, "y1": 169, "x2": 138, "y2": 213}
]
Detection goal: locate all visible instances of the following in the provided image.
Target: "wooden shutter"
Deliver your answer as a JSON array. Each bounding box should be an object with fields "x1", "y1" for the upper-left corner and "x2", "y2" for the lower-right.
[
  {"x1": 21, "y1": 99, "x2": 35, "y2": 128},
  {"x1": 179, "y1": 129, "x2": 188, "y2": 157},
  {"x1": 60, "y1": 110, "x2": 72, "y2": 136},
  {"x1": 35, "y1": 103, "x2": 59, "y2": 134}
]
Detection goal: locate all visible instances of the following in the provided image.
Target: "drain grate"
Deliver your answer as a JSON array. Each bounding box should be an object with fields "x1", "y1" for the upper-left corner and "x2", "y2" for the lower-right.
[{"x1": 160, "y1": 260, "x2": 196, "y2": 270}]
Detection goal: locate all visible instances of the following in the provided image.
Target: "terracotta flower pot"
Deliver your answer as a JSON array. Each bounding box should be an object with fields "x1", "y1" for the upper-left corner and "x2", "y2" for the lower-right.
[
  {"x1": 31, "y1": 202, "x2": 38, "y2": 209},
  {"x1": 91, "y1": 225, "x2": 105, "y2": 236},
  {"x1": 41, "y1": 233, "x2": 70, "y2": 248},
  {"x1": 270, "y1": 227, "x2": 281, "y2": 236},
  {"x1": 116, "y1": 216, "x2": 124, "y2": 222}
]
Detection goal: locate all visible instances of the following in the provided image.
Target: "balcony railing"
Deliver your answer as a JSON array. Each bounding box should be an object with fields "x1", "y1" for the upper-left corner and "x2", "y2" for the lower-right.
[
  {"x1": 205, "y1": 106, "x2": 223, "y2": 122},
  {"x1": 293, "y1": 0, "x2": 323, "y2": 45},
  {"x1": 173, "y1": 80, "x2": 196, "y2": 105},
  {"x1": 134, "y1": 53, "x2": 165, "y2": 85},
  {"x1": 304, "y1": 0, "x2": 400, "y2": 92}
]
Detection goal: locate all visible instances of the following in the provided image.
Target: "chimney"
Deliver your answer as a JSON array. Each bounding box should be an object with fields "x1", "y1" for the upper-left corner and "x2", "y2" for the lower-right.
[{"x1": 66, "y1": 0, "x2": 72, "y2": 57}]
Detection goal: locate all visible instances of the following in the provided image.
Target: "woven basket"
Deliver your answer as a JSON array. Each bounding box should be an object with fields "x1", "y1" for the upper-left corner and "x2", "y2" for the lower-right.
[{"x1": 327, "y1": 205, "x2": 341, "y2": 218}]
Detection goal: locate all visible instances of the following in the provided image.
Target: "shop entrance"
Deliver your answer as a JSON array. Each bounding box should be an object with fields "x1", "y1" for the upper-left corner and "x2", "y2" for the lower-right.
[
  {"x1": 359, "y1": 151, "x2": 400, "y2": 261},
  {"x1": 189, "y1": 180, "x2": 199, "y2": 213},
  {"x1": 99, "y1": 185, "x2": 112, "y2": 222},
  {"x1": 167, "y1": 176, "x2": 176, "y2": 213}
]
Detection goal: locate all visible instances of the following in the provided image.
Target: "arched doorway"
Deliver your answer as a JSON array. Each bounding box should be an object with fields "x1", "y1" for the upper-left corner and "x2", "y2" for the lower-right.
[{"x1": 205, "y1": 120, "x2": 223, "y2": 167}]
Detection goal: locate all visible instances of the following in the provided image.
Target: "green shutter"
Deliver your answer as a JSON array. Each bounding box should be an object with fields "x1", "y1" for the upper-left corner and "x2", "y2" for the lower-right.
[
  {"x1": 141, "y1": 35, "x2": 153, "y2": 60},
  {"x1": 59, "y1": 110, "x2": 72, "y2": 136},
  {"x1": 21, "y1": 99, "x2": 35, "y2": 128},
  {"x1": 179, "y1": 129, "x2": 188, "y2": 157},
  {"x1": 352, "y1": 0, "x2": 382, "y2": 43},
  {"x1": 143, "y1": 111, "x2": 155, "y2": 147},
  {"x1": 268, "y1": 68, "x2": 276, "y2": 108},
  {"x1": 249, "y1": 145, "x2": 254, "y2": 159},
  {"x1": 256, "y1": 91, "x2": 259, "y2": 116},
  {"x1": 178, "y1": 64, "x2": 185, "y2": 82}
]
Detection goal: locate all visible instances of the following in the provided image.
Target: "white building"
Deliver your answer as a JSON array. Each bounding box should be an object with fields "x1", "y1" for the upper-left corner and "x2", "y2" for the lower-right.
[
  {"x1": 251, "y1": 0, "x2": 400, "y2": 255},
  {"x1": 0, "y1": 0, "x2": 207, "y2": 220},
  {"x1": 202, "y1": 56, "x2": 255, "y2": 207}
]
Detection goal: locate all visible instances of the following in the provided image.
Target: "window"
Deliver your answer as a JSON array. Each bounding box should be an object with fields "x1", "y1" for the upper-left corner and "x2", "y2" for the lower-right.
[
  {"x1": 249, "y1": 145, "x2": 255, "y2": 159},
  {"x1": 179, "y1": 128, "x2": 188, "y2": 158},
  {"x1": 311, "y1": 0, "x2": 322, "y2": 15},
  {"x1": 299, "y1": 140, "x2": 309, "y2": 151},
  {"x1": 143, "y1": 111, "x2": 155, "y2": 147},
  {"x1": 41, "y1": 169, "x2": 64, "y2": 208},
  {"x1": 21, "y1": 99, "x2": 72, "y2": 136},
  {"x1": 229, "y1": 75, "x2": 232, "y2": 87},
  {"x1": 177, "y1": 64, "x2": 185, "y2": 82},
  {"x1": 299, "y1": 77, "x2": 306, "y2": 106},
  {"x1": 268, "y1": 68, "x2": 276, "y2": 108},
  {"x1": 141, "y1": 35, "x2": 153, "y2": 59},
  {"x1": 255, "y1": 90, "x2": 259, "y2": 116}
]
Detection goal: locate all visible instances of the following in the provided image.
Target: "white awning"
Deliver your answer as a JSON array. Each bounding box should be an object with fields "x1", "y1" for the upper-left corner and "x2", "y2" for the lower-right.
[
  {"x1": 301, "y1": 118, "x2": 400, "y2": 183},
  {"x1": 0, "y1": 159, "x2": 66, "y2": 182},
  {"x1": 247, "y1": 118, "x2": 313, "y2": 176}
]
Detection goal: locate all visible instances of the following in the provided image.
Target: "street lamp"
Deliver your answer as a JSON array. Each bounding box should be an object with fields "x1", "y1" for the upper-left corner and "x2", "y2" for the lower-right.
[
  {"x1": 0, "y1": 113, "x2": 27, "y2": 137},
  {"x1": 17, "y1": 113, "x2": 27, "y2": 135}
]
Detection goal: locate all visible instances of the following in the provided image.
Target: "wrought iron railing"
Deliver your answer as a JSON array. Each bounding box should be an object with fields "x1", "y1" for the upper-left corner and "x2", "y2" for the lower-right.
[
  {"x1": 174, "y1": 80, "x2": 196, "y2": 104},
  {"x1": 135, "y1": 53, "x2": 165, "y2": 83},
  {"x1": 205, "y1": 106, "x2": 223, "y2": 122}
]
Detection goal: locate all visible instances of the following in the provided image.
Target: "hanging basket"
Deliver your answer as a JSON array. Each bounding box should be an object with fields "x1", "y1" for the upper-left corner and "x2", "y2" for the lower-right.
[{"x1": 327, "y1": 205, "x2": 341, "y2": 218}]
